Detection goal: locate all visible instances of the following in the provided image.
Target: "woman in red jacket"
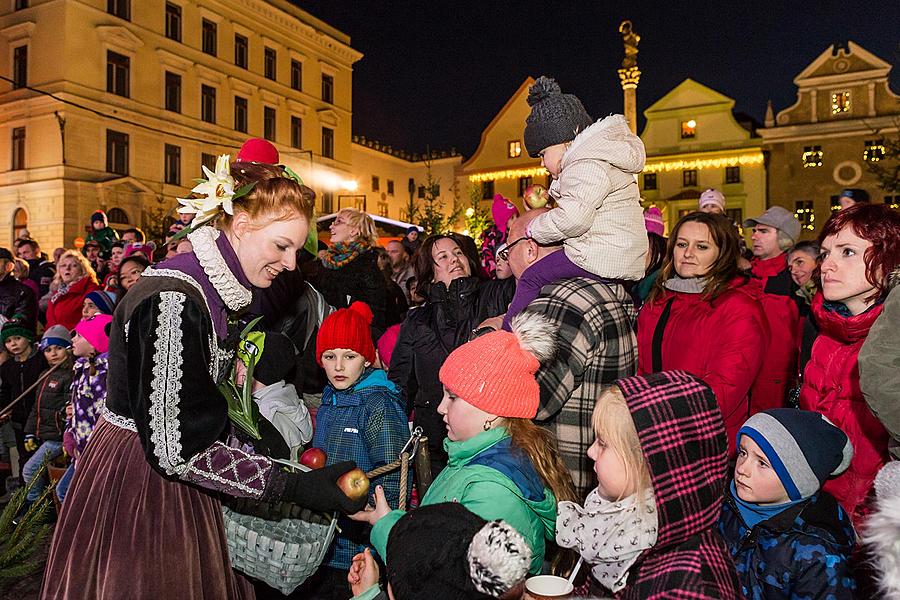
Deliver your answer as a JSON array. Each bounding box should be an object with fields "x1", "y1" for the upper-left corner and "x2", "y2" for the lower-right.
[
  {"x1": 638, "y1": 212, "x2": 769, "y2": 457},
  {"x1": 46, "y1": 251, "x2": 100, "y2": 330},
  {"x1": 799, "y1": 203, "x2": 900, "y2": 525}
]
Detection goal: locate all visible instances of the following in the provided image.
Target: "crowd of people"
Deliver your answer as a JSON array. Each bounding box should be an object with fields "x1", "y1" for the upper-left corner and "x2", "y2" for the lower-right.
[{"x1": 0, "y1": 75, "x2": 899, "y2": 600}]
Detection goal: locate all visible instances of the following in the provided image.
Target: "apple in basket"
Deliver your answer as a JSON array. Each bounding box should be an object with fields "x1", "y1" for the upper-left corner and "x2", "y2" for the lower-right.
[
  {"x1": 300, "y1": 447, "x2": 327, "y2": 470},
  {"x1": 523, "y1": 184, "x2": 549, "y2": 209},
  {"x1": 337, "y1": 468, "x2": 370, "y2": 501}
]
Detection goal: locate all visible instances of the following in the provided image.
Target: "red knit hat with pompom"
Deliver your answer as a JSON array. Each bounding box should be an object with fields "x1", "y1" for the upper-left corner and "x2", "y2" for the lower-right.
[{"x1": 316, "y1": 302, "x2": 376, "y2": 366}]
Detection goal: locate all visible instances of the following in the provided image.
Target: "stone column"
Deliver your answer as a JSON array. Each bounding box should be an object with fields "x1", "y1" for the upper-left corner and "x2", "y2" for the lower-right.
[{"x1": 617, "y1": 21, "x2": 641, "y2": 135}]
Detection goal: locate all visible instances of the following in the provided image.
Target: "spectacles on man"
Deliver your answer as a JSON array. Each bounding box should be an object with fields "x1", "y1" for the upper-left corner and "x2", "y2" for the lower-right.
[{"x1": 498, "y1": 236, "x2": 531, "y2": 261}]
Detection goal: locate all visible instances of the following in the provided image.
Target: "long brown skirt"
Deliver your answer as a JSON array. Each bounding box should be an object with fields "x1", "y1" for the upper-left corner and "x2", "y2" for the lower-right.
[{"x1": 41, "y1": 418, "x2": 255, "y2": 599}]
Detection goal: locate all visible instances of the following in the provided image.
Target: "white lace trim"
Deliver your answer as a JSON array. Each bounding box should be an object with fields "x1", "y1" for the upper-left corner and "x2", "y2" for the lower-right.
[
  {"x1": 148, "y1": 291, "x2": 187, "y2": 476},
  {"x1": 101, "y1": 406, "x2": 137, "y2": 432},
  {"x1": 184, "y1": 442, "x2": 269, "y2": 499},
  {"x1": 142, "y1": 267, "x2": 224, "y2": 380},
  {"x1": 188, "y1": 227, "x2": 252, "y2": 311}
]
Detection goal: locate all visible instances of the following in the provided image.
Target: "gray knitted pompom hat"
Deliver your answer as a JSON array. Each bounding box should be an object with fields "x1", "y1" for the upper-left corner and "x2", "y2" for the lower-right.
[{"x1": 524, "y1": 76, "x2": 593, "y2": 158}]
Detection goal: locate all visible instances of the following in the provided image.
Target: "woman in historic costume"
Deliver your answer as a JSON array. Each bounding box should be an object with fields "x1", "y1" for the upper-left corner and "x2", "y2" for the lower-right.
[{"x1": 41, "y1": 157, "x2": 365, "y2": 600}]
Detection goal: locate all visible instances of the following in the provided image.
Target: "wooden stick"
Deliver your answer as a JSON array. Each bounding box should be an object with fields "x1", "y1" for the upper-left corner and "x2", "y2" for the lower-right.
[{"x1": 0, "y1": 361, "x2": 62, "y2": 420}]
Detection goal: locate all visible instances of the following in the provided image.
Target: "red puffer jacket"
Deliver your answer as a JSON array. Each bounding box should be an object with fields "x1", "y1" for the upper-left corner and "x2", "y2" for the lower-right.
[
  {"x1": 637, "y1": 278, "x2": 769, "y2": 457},
  {"x1": 748, "y1": 254, "x2": 800, "y2": 412},
  {"x1": 799, "y1": 292, "x2": 888, "y2": 525},
  {"x1": 46, "y1": 275, "x2": 100, "y2": 331}
]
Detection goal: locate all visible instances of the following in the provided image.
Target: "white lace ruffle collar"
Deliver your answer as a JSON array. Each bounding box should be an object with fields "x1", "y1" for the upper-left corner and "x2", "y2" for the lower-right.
[{"x1": 187, "y1": 227, "x2": 252, "y2": 311}]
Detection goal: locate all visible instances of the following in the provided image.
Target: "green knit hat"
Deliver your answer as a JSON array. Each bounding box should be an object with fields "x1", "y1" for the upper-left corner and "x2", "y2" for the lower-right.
[{"x1": 1, "y1": 315, "x2": 35, "y2": 343}]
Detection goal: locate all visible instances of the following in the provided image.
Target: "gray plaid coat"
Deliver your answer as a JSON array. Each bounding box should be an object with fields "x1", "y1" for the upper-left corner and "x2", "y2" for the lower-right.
[{"x1": 526, "y1": 277, "x2": 638, "y2": 497}]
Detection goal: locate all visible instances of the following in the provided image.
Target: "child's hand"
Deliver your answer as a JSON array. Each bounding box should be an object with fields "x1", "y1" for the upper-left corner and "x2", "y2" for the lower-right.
[
  {"x1": 347, "y1": 548, "x2": 380, "y2": 596},
  {"x1": 348, "y1": 485, "x2": 392, "y2": 525},
  {"x1": 234, "y1": 360, "x2": 247, "y2": 387}
]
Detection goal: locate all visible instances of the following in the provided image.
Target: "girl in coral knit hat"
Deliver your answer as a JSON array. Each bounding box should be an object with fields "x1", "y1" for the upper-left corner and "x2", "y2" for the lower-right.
[{"x1": 352, "y1": 312, "x2": 577, "y2": 578}]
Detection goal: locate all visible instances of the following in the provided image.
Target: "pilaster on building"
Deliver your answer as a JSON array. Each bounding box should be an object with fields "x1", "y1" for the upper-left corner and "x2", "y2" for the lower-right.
[{"x1": 0, "y1": 0, "x2": 361, "y2": 248}]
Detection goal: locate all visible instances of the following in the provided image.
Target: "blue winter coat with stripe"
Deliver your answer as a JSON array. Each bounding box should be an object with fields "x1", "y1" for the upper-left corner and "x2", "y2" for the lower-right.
[{"x1": 718, "y1": 486, "x2": 856, "y2": 600}]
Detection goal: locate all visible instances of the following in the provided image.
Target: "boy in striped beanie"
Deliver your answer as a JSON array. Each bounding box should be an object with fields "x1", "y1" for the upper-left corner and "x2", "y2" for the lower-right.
[{"x1": 719, "y1": 408, "x2": 857, "y2": 599}]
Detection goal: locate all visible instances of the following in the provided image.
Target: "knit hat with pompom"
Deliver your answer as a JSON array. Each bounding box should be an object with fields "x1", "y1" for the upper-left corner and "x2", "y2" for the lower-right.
[
  {"x1": 524, "y1": 76, "x2": 594, "y2": 157},
  {"x1": 386, "y1": 502, "x2": 531, "y2": 600},
  {"x1": 315, "y1": 301, "x2": 375, "y2": 366},
  {"x1": 491, "y1": 194, "x2": 519, "y2": 234},
  {"x1": 439, "y1": 312, "x2": 556, "y2": 419}
]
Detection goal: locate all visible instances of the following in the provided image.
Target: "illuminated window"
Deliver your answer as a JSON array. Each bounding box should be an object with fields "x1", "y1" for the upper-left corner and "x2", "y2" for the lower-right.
[
  {"x1": 12, "y1": 208, "x2": 27, "y2": 241},
  {"x1": 683, "y1": 169, "x2": 697, "y2": 187},
  {"x1": 830, "y1": 195, "x2": 841, "y2": 212},
  {"x1": 831, "y1": 91, "x2": 850, "y2": 115},
  {"x1": 643, "y1": 173, "x2": 657, "y2": 190},
  {"x1": 864, "y1": 140, "x2": 886, "y2": 163},
  {"x1": 802, "y1": 145, "x2": 823, "y2": 168},
  {"x1": 681, "y1": 120, "x2": 696, "y2": 139},
  {"x1": 508, "y1": 140, "x2": 522, "y2": 158},
  {"x1": 794, "y1": 200, "x2": 815, "y2": 231},
  {"x1": 378, "y1": 202, "x2": 389, "y2": 218},
  {"x1": 886, "y1": 196, "x2": 900, "y2": 211}
]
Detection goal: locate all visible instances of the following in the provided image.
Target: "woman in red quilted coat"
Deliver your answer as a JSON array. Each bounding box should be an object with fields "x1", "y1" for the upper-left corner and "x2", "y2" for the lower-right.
[
  {"x1": 638, "y1": 212, "x2": 769, "y2": 457},
  {"x1": 46, "y1": 251, "x2": 100, "y2": 331},
  {"x1": 799, "y1": 203, "x2": 900, "y2": 525}
]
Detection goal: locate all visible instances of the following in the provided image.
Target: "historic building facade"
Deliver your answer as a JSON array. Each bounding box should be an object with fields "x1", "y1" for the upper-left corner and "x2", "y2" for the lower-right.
[
  {"x1": 760, "y1": 41, "x2": 900, "y2": 239},
  {"x1": 638, "y1": 79, "x2": 767, "y2": 233},
  {"x1": 0, "y1": 0, "x2": 360, "y2": 248}
]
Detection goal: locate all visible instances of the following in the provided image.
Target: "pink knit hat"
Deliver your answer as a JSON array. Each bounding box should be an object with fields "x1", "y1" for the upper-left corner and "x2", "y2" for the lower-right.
[
  {"x1": 644, "y1": 207, "x2": 664, "y2": 235},
  {"x1": 438, "y1": 313, "x2": 555, "y2": 419},
  {"x1": 698, "y1": 188, "x2": 726, "y2": 211},
  {"x1": 491, "y1": 194, "x2": 519, "y2": 235},
  {"x1": 75, "y1": 314, "x2": 113, "y2": 354}
]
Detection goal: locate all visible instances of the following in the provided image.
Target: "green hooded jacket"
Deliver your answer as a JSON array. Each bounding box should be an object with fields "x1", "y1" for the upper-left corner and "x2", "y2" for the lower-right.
[{"x1": 369, "y1": 426, "x2": 557, "y2": 573}]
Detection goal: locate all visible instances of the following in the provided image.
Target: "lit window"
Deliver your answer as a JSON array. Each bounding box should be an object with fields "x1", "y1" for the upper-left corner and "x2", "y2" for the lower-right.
[
  {"x1": 885, "y1": 196, "x2": 899, "y2": 211},
  {"x1": 830, "y1": 195, "x2": 841, "y2": 212},
  {"x1": 831, "y1": 91, "x2": 850, "y2": 115},
  {"x1": 681, "y1": 120, "x2": 696, "y2": 139},
  {"x1": 794, "y1": 200, "x2": 815, "y2": 231},
  {"x1": 864, "y1": 140, "x2": 886, "y2": 163},
  {"x1": 508, "y1": 140, "x2": 522, "y2": 158},
  {"x1": 802, "y1": 146, "x2": 823, "y2": 168}
]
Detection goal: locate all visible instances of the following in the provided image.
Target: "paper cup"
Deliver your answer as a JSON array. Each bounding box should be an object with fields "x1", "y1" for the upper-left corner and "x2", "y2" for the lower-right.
[{"x1": 525, "y1": 575, "x2": 574, "y2": 599}]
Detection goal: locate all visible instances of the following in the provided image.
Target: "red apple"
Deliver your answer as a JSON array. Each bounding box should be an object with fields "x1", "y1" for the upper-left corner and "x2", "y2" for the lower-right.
[
  {"x1": 523, "y1": 184, "x2": 549, "y2": 209},
  {"x1": 336, "y1": 468, "x2": 370, "y2": 501},
  {"x1": 300, "y1": 447, "x2": 327, "y2": 470}
]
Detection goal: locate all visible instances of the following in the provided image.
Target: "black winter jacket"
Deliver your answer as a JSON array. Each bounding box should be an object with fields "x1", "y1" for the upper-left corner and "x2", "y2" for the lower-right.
[
  {"x1": 25, "y1": 357, "x2": 74, "y2": 441},
  {"x1": 0, "y1": 274, "x2": 37, "y2": 328},
  {"x1": 0, "y1": 347, "x2": 48, "y2": 425},
  {"x1": 389, "y1": 276, "x2": 514, "y2": 412},
  {"x1": 311, "y1": 250, "x2": 388, "y2": 339}
]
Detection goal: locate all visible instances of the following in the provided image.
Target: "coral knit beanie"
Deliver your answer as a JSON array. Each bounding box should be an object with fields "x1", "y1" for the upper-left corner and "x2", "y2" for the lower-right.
[
  {"x1": 316, "y1": 301, "x2": 376, "y2": 366},
  {"x1": 439, "y1": 313, "x2": 555, "y2": 419},
  {"x1": 75, "y1": 314, "x2": 113, "y2": 354}
]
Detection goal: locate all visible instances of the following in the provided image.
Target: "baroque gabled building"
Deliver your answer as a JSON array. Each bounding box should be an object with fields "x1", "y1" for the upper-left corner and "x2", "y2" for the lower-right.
[
  {"x1": 0, "y1": 0, "x2": 361, "y2": 247},
  {"x1": 638, "y1": 78, "x2": 767, "y2": 232},
  {"x1": 760, "y1": 41, "x2": 900, "y2": 239}
]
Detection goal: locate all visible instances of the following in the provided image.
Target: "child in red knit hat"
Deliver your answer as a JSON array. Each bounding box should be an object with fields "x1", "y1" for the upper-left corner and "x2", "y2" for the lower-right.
[
  {"x1": 352, "y1": 312, "x2": 577, "y2": 577},
  {"x1": 308, "y1": 301, "x2": 411, "y2": 596}
]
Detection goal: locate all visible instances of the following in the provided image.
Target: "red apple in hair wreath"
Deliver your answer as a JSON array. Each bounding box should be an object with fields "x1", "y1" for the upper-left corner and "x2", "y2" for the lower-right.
[
  {"x1": 300, "y1": 447, "x2": 327, "y2": 470},
  {"x1": 336, "y1": 468, "x2": 370, "y2": 501},
  {"x1": 523, "y1": 184, "x2": 549, "y2": 209}
]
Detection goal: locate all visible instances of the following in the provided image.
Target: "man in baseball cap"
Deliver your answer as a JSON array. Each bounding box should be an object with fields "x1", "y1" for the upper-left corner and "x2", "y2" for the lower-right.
[
  {"x1": 742, "y1": 206, "x2": 804, "y2": 415},
  {"x1": 838, "y1": 188, "x2": 869, "y2": 210}
]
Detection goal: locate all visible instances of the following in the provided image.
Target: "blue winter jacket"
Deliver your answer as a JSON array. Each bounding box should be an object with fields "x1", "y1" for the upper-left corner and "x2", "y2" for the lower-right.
[{"x1": 718, "y1": 485, "x2": 856, "y2": 600}]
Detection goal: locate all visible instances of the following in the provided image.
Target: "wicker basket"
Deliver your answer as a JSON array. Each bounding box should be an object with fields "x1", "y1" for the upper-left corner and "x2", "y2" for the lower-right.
[{"x1": 222, "y1": 492, "x2": 338, "y2": 594}]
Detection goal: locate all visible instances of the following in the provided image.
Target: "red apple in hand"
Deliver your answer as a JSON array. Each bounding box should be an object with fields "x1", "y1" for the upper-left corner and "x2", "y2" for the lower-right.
[
  {"x1": 523, "y1": 184, "x2": 549, "y2": 209},
  {"x1": 300, "y1": 447, "x2": 327, "y2": 470},
  {"x1": 336, "y1": 468, "x2": 370, "y2": 501}
]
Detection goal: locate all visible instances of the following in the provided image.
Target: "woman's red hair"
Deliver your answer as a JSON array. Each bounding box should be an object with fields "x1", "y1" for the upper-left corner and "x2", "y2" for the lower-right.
[{"x1": 819, "y1": 203, "x2": 900, "y2": 297}]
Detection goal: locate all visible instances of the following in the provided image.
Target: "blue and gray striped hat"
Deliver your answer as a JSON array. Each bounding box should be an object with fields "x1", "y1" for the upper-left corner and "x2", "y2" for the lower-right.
[{"x1": 739, "y1": 408, "x2": 853, "y2": 501}]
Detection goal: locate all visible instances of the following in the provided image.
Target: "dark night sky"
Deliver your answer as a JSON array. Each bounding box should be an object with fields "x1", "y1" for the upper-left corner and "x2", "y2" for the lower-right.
[{"x1": 297, "y1": 1, "x2": 900, "y2": 157}]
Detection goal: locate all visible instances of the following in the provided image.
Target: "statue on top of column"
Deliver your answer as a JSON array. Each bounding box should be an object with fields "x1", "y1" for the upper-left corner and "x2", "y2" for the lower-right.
[{"x1": 619, "y1": 20, "x2": 640, "y2": 70}]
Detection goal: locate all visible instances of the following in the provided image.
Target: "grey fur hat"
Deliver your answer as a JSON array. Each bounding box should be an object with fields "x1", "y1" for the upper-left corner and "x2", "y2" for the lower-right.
[{"x1": 524, "y1": 76, "x2": 593, "y2": 158}]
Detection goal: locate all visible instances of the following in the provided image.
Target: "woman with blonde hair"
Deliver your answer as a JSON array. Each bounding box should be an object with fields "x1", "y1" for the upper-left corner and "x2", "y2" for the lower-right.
[
  {"x1": 313, "y1": 207, "x2": 389, "y2": 336},
  {"x1": 354, "y1": 312, "x2": 577, "y2": 575},
  {"x1": 46, "y1": 250, "x2": 100, "y2": 330}
]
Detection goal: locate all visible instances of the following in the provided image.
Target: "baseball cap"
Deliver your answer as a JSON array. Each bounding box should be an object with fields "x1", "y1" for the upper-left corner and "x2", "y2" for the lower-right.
[{"x1": 743, "y1": 206, "x2": 802, "y2": 244}]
